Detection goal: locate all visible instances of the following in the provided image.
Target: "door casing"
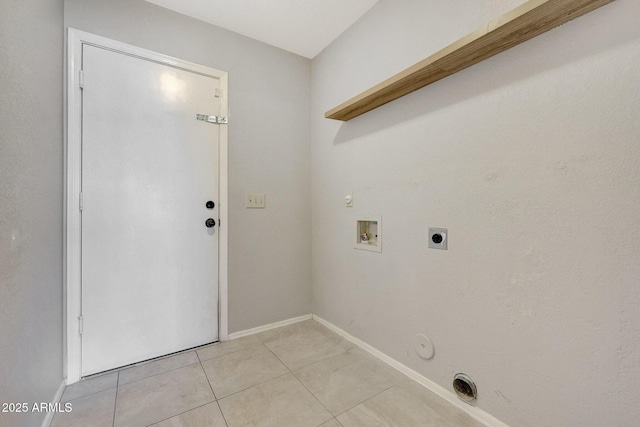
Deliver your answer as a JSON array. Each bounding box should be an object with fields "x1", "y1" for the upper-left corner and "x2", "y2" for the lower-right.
[{"x1": 64, "y1": 28, "x2": 229, "y2": 384}]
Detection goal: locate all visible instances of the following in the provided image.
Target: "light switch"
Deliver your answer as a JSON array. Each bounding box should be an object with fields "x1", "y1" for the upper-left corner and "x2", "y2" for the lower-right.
[{"x1": 246, "y1": 193, "x2": 266, "y2": 208}]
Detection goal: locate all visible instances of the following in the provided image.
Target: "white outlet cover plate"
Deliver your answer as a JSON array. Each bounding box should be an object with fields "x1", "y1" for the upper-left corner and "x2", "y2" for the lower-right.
[{"x1": 413, "y1": 333, "x2": 435, "y2": 360}]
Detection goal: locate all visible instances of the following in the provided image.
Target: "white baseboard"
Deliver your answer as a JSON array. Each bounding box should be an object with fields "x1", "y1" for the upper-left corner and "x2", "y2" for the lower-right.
[
  {"x1": 312, "y1": 314, "x2": 509, "y2": 427},
  {"x1": 227, "y1": 314, "x2": 312, "y2": 340},
  {"x1": 41, "y1": 379, "x2": 66, "y2": 427}
]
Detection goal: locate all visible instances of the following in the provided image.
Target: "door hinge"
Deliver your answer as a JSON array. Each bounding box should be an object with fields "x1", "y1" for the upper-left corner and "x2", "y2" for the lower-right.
[
  {"x1": 214, "y1": 88, "x2": 223, "y2": 98},
  {"x1": 79, "y1": 192, "x2": 83, "y2": 211},
  {"x1": 196, "y1": 114, "x2": 228, "y2": 125},
  {"x1": 79, "y1": 70, "x2": 84, "y2": 89},
  {"x1": 78, "y1": 315, "x2": 83, "y2": 335}
]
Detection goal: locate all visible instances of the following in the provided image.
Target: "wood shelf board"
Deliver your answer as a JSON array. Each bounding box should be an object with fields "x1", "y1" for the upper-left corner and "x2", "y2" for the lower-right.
[{"x1": 325, "y1": 0, "x2": 615, "y2": 121}]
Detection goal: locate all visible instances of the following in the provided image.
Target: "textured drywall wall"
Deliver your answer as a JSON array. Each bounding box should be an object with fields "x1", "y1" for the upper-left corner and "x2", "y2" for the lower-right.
[
  {"x1": 0, "y1": 0, "x2": 64, "y2": 426},
  {"x1": 64, "y1": 0, "x2": 312, "y2": 333},
  {"x1": 311, "y1": 0, "x2": 640, "y2": 425}
]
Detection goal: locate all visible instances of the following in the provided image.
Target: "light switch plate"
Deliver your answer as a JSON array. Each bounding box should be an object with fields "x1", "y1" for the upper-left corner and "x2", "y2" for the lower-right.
[{"x1": 246, "y1": 193, "x2": 266, "y2": 208}]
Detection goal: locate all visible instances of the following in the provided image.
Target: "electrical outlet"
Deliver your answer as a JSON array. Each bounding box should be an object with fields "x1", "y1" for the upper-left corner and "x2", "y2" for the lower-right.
[{"x1": 428, "y1": 227, "x2": 447, "y2": 250}]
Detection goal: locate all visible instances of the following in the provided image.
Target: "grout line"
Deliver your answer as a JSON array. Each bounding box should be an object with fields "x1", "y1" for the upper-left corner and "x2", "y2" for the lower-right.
[
  {"x1": 291, "y1": 371, "x2": 334, "y2": 420},
  {"x1": 197, "y1": 341, "x2": 265, "y2": 363},
  {"x1": 215, "y1": 371, "x2": 291, "y2": 401},
  {"x1": 258, "y1": 324, "x2": 353, "y2": 372},
  {"x1": 271, "y1": 319, "x2": 397, "y2": 420},
  {"x1": 284, "y1": 344, "x2": 351, "y2": 372},
  {"x1": 289, "y1": 346, "x2": 393, "y2": 420},
  {"x1": 118, "y1": 359, "x2": 202, "y2": 387},
  {"x1": 141, "y1": 357, "x2": 217, "y2": 426},
  {"x1": 207, "y1": 333, "x2": 294, "y2": 401},
  {"x1": 260, "y1": 331, "x2": 337, "y2": 420},
  {"x1": 112, "y1": 372, "x2": 119, "y2": 427},
  {"x1": 200, "y1": 335, "x2": 292, "y2": 401},
  {"x1": 62, "y1": 385, "x2": 118, "y2": 404},
  {"x1": 197, "y1": 349, "x2": 219, "y2": 401},
  {"x1": 216, "y1": 400, "x2": 230, "y2": 427},
  {"x1": 81, "y1": 351, "x2": 202, "y2": 392},
  {"x1": 289, "y1": 345, "x2": 355, "y2": 375},
  {"x1": 332, "y1": 383, "x2": 397, "y2": 418},
  {"x1": 142, "y1": 401, "x2": 218, "y2": 427},
  {"x1": 89, "y1": 341, "x2": 218, "y2": 380},
  {"x1": 261, "y1": 336, "x2": 292, "y2": 374}
]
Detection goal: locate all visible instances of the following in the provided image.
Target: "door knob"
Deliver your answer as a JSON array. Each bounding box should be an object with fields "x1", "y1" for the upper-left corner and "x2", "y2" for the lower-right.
[
  {"x1": 206, "y1": 201, "x2": 215, "y2": 209},
  {"x1": 205, "y1": 218, "x2": 216, "y2": 228}
]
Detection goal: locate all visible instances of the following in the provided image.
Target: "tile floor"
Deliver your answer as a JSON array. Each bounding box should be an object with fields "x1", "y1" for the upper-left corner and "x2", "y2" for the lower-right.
[{"x1": 52, "y1": 320, "x2": 483, "y2": 427}]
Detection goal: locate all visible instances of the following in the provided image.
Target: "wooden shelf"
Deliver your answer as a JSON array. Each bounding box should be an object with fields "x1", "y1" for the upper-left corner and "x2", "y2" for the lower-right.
[{"x1": 325, "y1": 0, "x2": 615, "y2": 121}]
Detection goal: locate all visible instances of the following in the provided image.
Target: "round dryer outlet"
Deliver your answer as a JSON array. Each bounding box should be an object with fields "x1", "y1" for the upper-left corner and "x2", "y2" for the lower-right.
[{"x1": 413, "y1": 333, "x2": 435, "y2": 360}]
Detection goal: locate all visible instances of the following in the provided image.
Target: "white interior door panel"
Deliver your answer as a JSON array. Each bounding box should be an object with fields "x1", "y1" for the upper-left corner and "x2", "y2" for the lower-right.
[{"x1": 81, "y1": 44, "x2": 220, "y2": 375}]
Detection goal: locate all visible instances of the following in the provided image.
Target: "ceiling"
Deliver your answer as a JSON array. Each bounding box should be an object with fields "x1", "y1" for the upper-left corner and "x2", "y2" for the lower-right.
[{"x1": 146, "y1": 0, "x2": 380, "y2": 59}]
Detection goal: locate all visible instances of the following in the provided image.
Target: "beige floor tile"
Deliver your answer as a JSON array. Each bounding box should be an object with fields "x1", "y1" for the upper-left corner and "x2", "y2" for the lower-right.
[
  {"x1": 218, "y1": 373, "x2": 332, "y2": 427},
  {"x1": 118, "y1": 351, "x2": 199, "y2": 385},
  {"x1": 197, "y1": 334, "x2": 262, "y2": 361},
  {"x1": 294, "y1": 348, "x2": 402, "y2": 416},
  {"x1": 336, "y1": 381, "x2": 483, "y2": 427},
  {"x1": 51, "y1": 387, "x2": 116, "y2": 427},
  {"x1": 395, "y1": 379, "x2": 484, "y2": 427},
  {"x1": 149, "y1": 402, "x2": 227, "y2": 427},
  {"x1": 258, "y1": 320, "x2": 355, "y2": 371},
  {"x1": 201, "y1": 344, "x2": 289, "y2": 398},
  {"x1": 114, "y1": 363, "x2": 214, "y2": 427},
  {"x1": 56, "y1": 321, "x2": 481, "y2": 427},
  {"x1": 60, "y1": 371, "x2": 118, "y2": 402},
  {"x1": 320, "y1": 419, "x2": 344, "y2": 427}
]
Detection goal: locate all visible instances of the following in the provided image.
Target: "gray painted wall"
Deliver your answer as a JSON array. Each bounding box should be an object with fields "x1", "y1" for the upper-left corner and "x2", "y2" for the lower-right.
[
  {"x1": 3, "y1": 1, "x2": 638, "y2": 425},
  {"x1": 0, "y1": 0, "x2": 65, "y2": 426},
  {"x1": 64, "y1": 0, "x2": 313, "y2": 333},
  {"x1": 311, "y1": 0, "x2": 640, "y2": 426}
]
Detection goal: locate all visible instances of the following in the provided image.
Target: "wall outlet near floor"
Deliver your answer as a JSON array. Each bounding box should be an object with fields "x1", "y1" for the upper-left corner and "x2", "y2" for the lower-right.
[
  {"x1": 428, "y1": 227, "x2": 447, "y2": 250},
  {"x1": 246, "y1": 193, "x2": 266, "y2": 208}
]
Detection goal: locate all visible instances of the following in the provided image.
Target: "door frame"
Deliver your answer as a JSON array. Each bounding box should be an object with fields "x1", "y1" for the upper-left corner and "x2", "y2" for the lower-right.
[{"x1": 64, "y1": 28, "x2": 229, "y2": 384}]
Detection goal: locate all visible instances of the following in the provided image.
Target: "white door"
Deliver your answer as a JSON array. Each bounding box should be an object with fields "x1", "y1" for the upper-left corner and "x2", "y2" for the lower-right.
[{"x1": 81, "y1": 44, "x2": 220, "y2": 375}]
